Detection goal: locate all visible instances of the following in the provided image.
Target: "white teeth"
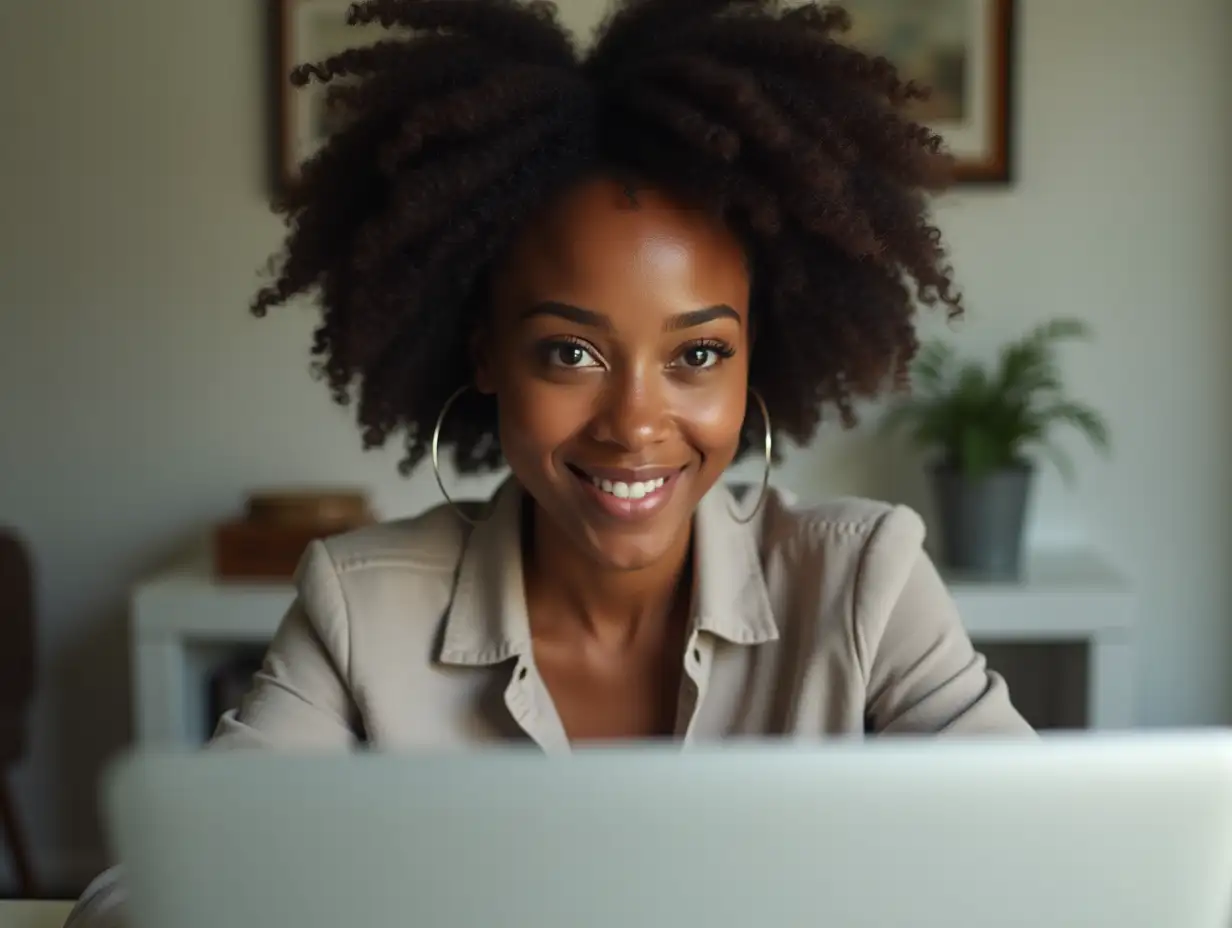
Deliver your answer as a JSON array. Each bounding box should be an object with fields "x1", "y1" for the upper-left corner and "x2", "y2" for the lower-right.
[{"x1": 590, "y1": 476, "x2": 666, "y2": 500}]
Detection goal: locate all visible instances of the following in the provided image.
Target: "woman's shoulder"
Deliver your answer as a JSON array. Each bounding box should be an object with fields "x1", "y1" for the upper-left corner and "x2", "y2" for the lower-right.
[
  {"x1": 289, "y1": 501, "x2": 477, "y2": 626},
  {"x1": 759, "y1": 485, "x2": 925, "y2": 550},
  {"x1": 755, "y1": 485, "x2": 929, "y2": 597},
  {"x1": 313, "y1": 501, "x2": 475, "y2": 574}
]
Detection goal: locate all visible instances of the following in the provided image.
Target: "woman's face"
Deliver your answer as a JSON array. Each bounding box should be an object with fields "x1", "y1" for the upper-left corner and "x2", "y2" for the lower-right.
[{"x1": 477, "y1": 176, "x2": 752, "y2": 572}]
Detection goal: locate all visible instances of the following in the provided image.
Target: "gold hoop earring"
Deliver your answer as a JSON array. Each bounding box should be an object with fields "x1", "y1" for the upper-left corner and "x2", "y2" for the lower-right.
[
  {"x1": 431, "y1": 385, "x2": 477, "y2": 526},
  {"x1": 730, "y1": 389, "x2": 772, "y2": 525}
]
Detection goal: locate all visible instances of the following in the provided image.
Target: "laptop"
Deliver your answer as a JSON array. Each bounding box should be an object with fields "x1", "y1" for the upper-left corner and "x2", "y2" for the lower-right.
[{"x1": 103, "y1": 732, "x2": 1232, "y2": 928}]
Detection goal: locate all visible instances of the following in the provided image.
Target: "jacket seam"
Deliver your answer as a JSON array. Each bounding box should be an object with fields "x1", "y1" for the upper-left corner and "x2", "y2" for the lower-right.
[
  {"x1": 809, "y1": 519, "x2": 881, "y2": 535},
  {"x1": 849, "y1": 508, "x2": 895, "y2": 687},
  {"x1": 331, "y1": 555, "x2": 458, "y2": 574},
  {"x1": 317, "y1": 541, "x2": 354, "y2": 682}
]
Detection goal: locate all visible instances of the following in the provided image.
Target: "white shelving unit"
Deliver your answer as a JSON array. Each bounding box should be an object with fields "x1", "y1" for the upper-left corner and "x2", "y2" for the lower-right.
[
  {"x1": 942, "y1": 551, "x2": 1136, "y2": 730},
  {"x1": 130, "y1": 549, "x2": 1136, "y2": 746}
]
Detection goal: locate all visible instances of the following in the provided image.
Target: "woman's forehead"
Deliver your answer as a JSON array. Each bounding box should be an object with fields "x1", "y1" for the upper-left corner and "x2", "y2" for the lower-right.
[{"x1": 502, "y1": 176, "x2": 751, "y2": 310}]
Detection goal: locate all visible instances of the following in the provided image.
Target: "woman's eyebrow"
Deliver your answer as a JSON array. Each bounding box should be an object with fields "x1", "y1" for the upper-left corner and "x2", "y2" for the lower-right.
[
  {"x1": 665, "y1": 304, "x2": 740, "y2": 331},
  {"x1": 520, "y1": 301, "x2": 610, "y2": 330},
  {"x1": 520, "y1": 301, "x2": 740, "y2": 332}
]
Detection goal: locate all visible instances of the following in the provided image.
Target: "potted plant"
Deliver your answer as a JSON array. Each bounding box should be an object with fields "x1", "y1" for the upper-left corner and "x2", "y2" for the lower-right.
[{"x1": 882, "y1": 318, "x2": 1110, "y2": 580}]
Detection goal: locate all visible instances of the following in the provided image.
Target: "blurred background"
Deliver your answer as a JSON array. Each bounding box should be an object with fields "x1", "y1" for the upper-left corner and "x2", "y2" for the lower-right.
[{"x1": 0, "y1": 0, "x2": 1229, "y2": 899}]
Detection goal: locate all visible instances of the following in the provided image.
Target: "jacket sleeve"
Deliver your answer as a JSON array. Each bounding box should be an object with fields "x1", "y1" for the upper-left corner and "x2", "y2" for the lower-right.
[
  {"x1": 856, "y1": 507, "x2": 1035, "y2": 735},
  {"x1": 211, "y1": 540, "x2": 361, "y2": 750},
  {"x1": 64, "y1": 542, "x2": 359, "y2": 928},
  {"x1": 63, "y1": 867, "x2": 127, "y2": 928}
]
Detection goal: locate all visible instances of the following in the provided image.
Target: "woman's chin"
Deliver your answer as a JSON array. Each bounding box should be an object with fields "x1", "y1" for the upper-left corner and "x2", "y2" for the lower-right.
[{"x1": 577, "y1": 524, "x2": 688, "y2": 574}]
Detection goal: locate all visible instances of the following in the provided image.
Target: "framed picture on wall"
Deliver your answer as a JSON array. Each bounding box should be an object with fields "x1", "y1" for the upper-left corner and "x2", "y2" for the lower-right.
[
  {"x1": 273, "y1": 0, "x2": 399, "y2": 191},
  {"x1": 841, "y1": 0, "x2": 1016, "y2": 185},
  {"x1": 272, "y1": 0, "x2": 1015, "y2": 190}
]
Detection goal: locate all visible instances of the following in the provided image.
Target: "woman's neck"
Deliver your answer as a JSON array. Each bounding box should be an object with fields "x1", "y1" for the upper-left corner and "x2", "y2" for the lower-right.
[{"x1": 522, "y1": 500, "x2": 693, "y2": 652}]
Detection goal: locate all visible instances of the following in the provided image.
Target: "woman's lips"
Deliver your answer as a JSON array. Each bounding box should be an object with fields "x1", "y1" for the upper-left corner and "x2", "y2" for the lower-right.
[{"x1": 568, "y1": 464, "x2": 685, "y2": 522}]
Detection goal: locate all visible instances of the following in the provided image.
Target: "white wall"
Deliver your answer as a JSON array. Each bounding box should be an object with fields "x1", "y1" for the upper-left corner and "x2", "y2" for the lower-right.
[{"x1": 1, "y1": 0, "x2": 1229, "y2": 891}]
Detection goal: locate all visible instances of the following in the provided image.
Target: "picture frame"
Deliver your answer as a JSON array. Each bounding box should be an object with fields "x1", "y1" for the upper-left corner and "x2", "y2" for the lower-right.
[
  {"x1": 841, "y1": 0, "x2": 1016, "y2": 185},
  {"x1": 272, "y1": 0, "x2": 1017, "y2": 191},
  {"x1": 272, "y1": 0, "x2": 394, "y2": 192}
]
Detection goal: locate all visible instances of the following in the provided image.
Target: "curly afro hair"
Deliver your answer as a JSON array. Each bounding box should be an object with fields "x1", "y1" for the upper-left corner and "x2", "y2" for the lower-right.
[{"x1": 253, "y1": 0, "x2": 962, "y2": 476}]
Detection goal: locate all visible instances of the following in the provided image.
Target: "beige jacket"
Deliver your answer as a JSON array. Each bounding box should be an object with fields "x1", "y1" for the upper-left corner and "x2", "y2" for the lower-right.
[{"x1": 68, "y1": 480, "x2": 1030, "y2": 926}]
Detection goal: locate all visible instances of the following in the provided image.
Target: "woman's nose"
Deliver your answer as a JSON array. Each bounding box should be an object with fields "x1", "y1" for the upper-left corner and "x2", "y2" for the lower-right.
[{"x1": 589, "y1": 368, "x2": 669, "y2": 453}]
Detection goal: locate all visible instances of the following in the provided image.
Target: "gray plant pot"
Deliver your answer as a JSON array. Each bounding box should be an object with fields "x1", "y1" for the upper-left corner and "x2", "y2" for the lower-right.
[{"x1": 930, "y1": 463, "x2": 1033, "y2": 580}]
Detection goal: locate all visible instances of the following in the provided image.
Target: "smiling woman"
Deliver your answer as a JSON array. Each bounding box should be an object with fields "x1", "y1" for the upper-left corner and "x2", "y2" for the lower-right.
[
  {"x1": 69, "y1": 1, "x2": 1032, "y2": 923},
  {"x1": 232, "y1": 0, "x2": 1031, "y2": 742}
]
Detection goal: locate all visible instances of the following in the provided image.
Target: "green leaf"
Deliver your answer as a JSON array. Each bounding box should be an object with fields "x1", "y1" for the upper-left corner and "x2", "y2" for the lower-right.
[
  {"x1": 912, "y1": 341, "x2": 956, "y2": 397},
  {"x1": 1037, "y1": 441, "x2": 1075, "y2": 485},
  {"x1": 1039, "y1": 401, "x2": 1111, "y2": 453},
  {"x1": 881, "y1": 317, "x2": 1109, "y2": 479}
]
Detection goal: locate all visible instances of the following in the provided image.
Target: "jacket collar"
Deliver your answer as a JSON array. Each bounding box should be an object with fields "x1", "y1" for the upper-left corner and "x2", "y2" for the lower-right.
[{"x1": 438, "y1": 478, "x2": 778, "y2": 667}]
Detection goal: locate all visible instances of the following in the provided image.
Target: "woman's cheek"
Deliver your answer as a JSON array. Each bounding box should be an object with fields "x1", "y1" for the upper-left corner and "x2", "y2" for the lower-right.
[
  {"x1": 670, "y1": 371, "x2": 748, "y2": 455},
  {"x1": 497, "y1": 377, "x2": 598, "y2": 455}
]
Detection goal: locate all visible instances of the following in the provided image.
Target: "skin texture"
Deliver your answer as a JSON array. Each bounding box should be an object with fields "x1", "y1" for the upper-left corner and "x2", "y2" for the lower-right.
[{"x1": 477, "y1": 177, "x2": 750, "y2": 739}]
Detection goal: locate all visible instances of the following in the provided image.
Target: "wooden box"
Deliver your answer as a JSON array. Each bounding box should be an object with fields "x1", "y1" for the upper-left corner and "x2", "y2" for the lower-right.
[{"x1": 213, "y1": 490, "x2": 374, "y2": 581}]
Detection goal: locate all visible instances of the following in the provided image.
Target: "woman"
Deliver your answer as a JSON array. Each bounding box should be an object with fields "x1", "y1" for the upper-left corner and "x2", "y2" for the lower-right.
[{"x1": 70, "y1": 0, "x2": 1030, "y2": 922}]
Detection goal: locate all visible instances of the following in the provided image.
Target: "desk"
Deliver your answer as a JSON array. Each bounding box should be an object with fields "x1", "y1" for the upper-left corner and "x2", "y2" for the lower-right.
[{"x1": 0, "y1": 902, "x2": 73, "y2": 928}]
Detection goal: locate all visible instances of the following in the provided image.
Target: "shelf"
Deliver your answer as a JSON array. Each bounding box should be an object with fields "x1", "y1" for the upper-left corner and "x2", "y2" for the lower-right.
[{"x1": 946, "y1": 550, "x2": 1133, "y2": 641}]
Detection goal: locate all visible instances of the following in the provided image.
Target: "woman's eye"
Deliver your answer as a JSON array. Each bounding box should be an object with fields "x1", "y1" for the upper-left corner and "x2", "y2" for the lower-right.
[
  {"x1": 548, "y1": 342, "x2": 601, "y2": 369},
  {"x1": 675, "y1": 346, "x2": 722, "y2": 370}
]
